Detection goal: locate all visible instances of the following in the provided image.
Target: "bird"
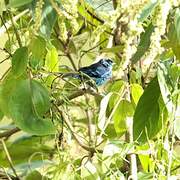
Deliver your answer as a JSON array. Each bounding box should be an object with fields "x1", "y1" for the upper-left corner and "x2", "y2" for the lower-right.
[{"x1": 66, "y1": 58, "x2": 114, "y2": 86}]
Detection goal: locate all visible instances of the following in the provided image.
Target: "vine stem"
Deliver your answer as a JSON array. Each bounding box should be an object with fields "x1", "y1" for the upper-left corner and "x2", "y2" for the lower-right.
[{"x1": 0, "y1": 139, "x2": 20, "y2": 180}]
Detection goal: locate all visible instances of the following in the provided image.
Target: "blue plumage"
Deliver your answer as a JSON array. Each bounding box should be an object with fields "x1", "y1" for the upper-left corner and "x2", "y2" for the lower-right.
[{"x1": 78, "y1": 58, "x2": 113, "y2": 86}]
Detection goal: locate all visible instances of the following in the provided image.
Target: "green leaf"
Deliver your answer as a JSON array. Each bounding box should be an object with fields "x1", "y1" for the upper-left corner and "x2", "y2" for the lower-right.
[
  {"x1": 98, "y1": 93, "x2": 112, "y2": 130},
  {"x1": 113, "y1": 100, "x2": 134, "y2": 136},
  {"x1": 133, "y1": 77, "x2": 161, "y2": 143},
  {"x1": 167, "y1": 9, "x2": 180, "y2": 61},
  {"x1": 0, "y1": 0, "x2": 5, "y2": 15},
  {"x1": 45, "y1": 46, "x2": 59, "y2": 72},
  {"x1": 174, "y1": 94, "x2": 180, "y2": 139},
  {"x1": 25, "y1": 170, "x2": 43, "y2": 180},
  {"x1": 130, "y1": 84, "x2": 144, "y2": 105},
  {"x1": 108, "y1": 80, "x2": 126, "y2": 110},
  {"x1": 100, "y1": 45, "x2": 123, "y2": 53},
  {"x1": 138, "y1": 0, "x2": 158, "y2": 22},
  {"x1": 29, "y1": 36, "x2": 46, "y2": 69},
  {"x1": 9, "y1": 79, "x2": 55, "y2": 135},
  {"x1": 131, "y1": 23, "x2": 154, "y2": 64},
  {"x1": 0, "y1": 72, "x2": 27, "y2": 115},
  {"x1": 9, "y1": 0, "x2": 33, "y2": 8},
  {"x1": 12, "y1": 47, "x2": 28, "y2": 77},
  {"x1": 157, "y1": 62, "x2": 174, "y2": 113},
  {"x1": 40, "y1": 0, "x2": 57, "y2": 38},
  {"x1": 0, "y1": 73, "x2": 55, "y2": 135},
  {"x1": 0, "y1": 108, "x2": 4, "y2": 121},
  {"x1": 0, "y1": 136, "x2": 53, "y2": 166}
]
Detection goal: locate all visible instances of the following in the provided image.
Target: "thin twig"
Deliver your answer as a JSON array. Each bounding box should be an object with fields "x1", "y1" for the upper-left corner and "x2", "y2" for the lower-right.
[
  {"x1": 95, "y1": 0, "x2": 112, "y2": 10},
  {"x1": 8, "y1": 10, "x2": 22, "y2": 48},
  {"x1": 0, "y1": 56, "x2": 10, "y2": 64},
  {"x1": 0, "y1": 127, "x2": 20, "y2": 139},
  {"x1": 53, "y1": 103, "x2": 102, "y2": 154},
  {"x1": 0, "y1": 139, "x2": 20, "y2": 180},
  {"x1": 0, "y1": 10, "x2": 29, "y2": 36},
  {"x1": 56, "y1": 88, "x2": 102, "y2": 106}
]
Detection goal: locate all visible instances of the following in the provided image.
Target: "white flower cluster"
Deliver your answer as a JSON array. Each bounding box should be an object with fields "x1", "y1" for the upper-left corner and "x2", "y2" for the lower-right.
[
  {"x1": 34, "y1": 0, "x2": 44, "y2": 33},
  {"x1": 143, "y1": 0, "x2": 172, "y2": 66},
  {"x1": 116, "y1": 0, "x2": 149, "y2": 69}
]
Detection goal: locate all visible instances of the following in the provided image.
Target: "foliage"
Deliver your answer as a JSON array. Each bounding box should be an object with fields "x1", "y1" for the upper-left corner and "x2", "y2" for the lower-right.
[{"x1": 0, "y1": 0, "x2": 179, "y2": 179}]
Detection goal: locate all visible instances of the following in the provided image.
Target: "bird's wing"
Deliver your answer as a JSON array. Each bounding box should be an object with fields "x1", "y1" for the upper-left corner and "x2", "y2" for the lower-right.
[{"x1": 79, "y1": 63, "x2": 106, "y2": 78}]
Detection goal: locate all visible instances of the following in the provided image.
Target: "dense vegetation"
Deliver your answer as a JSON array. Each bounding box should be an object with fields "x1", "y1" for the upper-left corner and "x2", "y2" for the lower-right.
[{"x1": 0, "y1": 0, "x2": 179, "y2": 179}]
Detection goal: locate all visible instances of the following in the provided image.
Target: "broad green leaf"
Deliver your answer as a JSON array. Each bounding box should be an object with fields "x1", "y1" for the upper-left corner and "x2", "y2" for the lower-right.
[
  {"x1": 131, "y1": 23, "x2": 154, "y2": 64},
  {"x1": 138, "y1": 0, "x2": 158, "y2": 22},
  {"x1": 133, "y1": 77, "x2": 161, "y2": 143},
  {"x1": 113, "y1": 100, "x2": 134, "y2": 136},
  {"x1": 0, "y1": 136, "x2": 53, "y2": 166},
  {"x1": 98, "y1": 93, "x2": 112, "y2": 130},
  {"x1": 29, "y1": 36, "x2": 46, "y2": 69},
  {"x1": 40, "y1": 0, "x2": 57, "y2": 38},
  {"x1": 157, "y1": 62, "x2": 174, "y2": 113},
  {"x1": 9, "y1": 0, "x2": 33, "y2": 8},
  {"x1": 167, "y1": 9, "x2": 180, "y2": 61},
  {"x1": 12, "y1": 47, "x2": 28, "y2": 77},
  {"x1": 130, "y1": 84, "x2": 144, "y2": 105},
  {"x1": 0, "y1": 73, "x2": 55, "y2": 135},
  {"x1": 0, "y1": 72, "x2": 27, "y2": 115},
  {"x1": 137, "y1": 144, "x2": 153, "y2": 172},
  {"x1": 8, "y1": 79, "x2": 55, "y2": 135}
]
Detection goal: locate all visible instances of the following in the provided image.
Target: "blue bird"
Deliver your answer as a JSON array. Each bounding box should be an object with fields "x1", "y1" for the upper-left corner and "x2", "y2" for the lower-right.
[{"x1": 77, "y1": 58, "x2": 114, "y2": 86}]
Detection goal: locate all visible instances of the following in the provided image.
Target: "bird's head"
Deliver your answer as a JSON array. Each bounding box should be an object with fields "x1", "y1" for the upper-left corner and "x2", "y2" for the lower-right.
[{"x1": 99, "y1": 58, "x2": 114, "y2": 68}]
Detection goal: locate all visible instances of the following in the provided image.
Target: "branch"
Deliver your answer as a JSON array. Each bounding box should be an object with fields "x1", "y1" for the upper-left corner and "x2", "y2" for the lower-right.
[
  {"x1": 8, "y1": 10, "x2": 22, "y2": 48},
  {"x1": 0, "y1": 9, "x2": 29, "y2": 36},
  {"x1": 0, "y1": 127, "x2": 20, "y2": 139},
  {"x1": 53, "y1": 103, "x2": 103, "y2": 154},
  {"x1": 56, "y1": 88, "x2": 103, "y2": 106}
]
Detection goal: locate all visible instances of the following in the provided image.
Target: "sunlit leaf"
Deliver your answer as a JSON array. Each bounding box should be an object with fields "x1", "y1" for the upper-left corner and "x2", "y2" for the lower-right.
[
  {"x1": 167, "y1": 9, "x2": 180, "y2": 61},
  {"x1": 138, "y1": 0, "x2": 158, "y2": 22},
  {"x1": 174, "y1": 94, "x2": 180, "y2": 139},
  {"x1": 12, "y1": 47, "x2": 28, "y2": 77},
  {"x1": 108, "y1": 80, "x2": 126, "y2": 110},
  {"x1": 131, "y1": 23, "x2": 154, "y2": 64},
  {"x1": 113, "y1": 100, "x2": 134, "y2": 136},
  {"x1": 45, "y1": 46, "x2": 59, "y2": 72},
  {"x1": 130, "y1": 84, "x2": 144, "y2": 105},
  {"x1": 133, "y1": 77, "x2": 161, "y2": 143},
  {"x1": 98, "y1": 93, "x2": 112, "y2": 130},
  {"x1": 157, "y1": 62, "x2": 174, "y2": 113},
  {"x1": 0, "y1": 0, "x2": 5, "y2": 15},
  {"x1": 9, "y1": 0, "x2": 33, "y2": 8}
]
